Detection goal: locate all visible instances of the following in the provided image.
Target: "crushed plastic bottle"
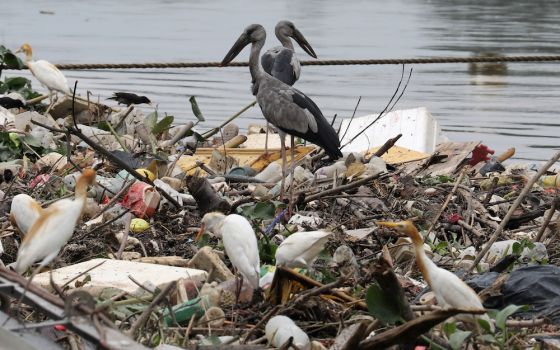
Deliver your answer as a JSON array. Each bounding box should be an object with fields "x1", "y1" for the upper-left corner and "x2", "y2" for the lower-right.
[{"x1": 538, "y1": 174, "x2": 560, "y2": 189}]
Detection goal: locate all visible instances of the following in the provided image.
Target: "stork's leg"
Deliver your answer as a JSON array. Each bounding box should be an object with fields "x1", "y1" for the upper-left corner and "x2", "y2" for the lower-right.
[
  {"x1": 264, "y1": 122, "x2": 269, "y2": 156},
  {"x1": 288, "y1": 135, "x2": 296, "y2": 215},
  {"x1": 279, "y1": 135, "x2": 287, "y2": 201}
]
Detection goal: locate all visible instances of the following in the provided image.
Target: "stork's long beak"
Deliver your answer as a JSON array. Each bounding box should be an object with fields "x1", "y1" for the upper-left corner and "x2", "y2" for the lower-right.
[
  {"x1": 292, "y1": 29, "x2": 317, "y2": 59},
  {"x1": 14, "y1": 47, "x2": 22, "y2": 54},
  {"x1": 195, "y1": 223, "x2": 206, "y2": 241},
  {"x1": 221, "y1": 33, "x2": 250, "y2": 66}
]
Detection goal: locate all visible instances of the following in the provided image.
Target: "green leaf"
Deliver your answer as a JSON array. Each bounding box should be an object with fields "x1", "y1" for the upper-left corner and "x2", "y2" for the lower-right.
[
  {"x1": 434, "y1": 241, "x2": 448, "y2": 255},
  {"x1": 152, "y1": 115, "x2": 174, "y2": 134},
  {"x1": 189, "y1": 96, "x2": 205, "y2": 122},
  {"x1": 3, "y1": 77, "x2": 30, "y2": 91},
  {"x1": 2, "y1": 52, "x2": 25, "y2": 69},
  {"x1": 96, "y1": 121, "x2": 111, "y2": 131},
  {"x1": 495, "y1": 304, "x2": 524, "y2": 330},
  {"x1": 240, "y1": 201, "x2": 277, "y2": 220},
  {"x1": 443, "y1": 322, "x2": 457, "y2": 337},
  {"x1": 365, "y1": 283, "x2": 404, "y2": 325},
  {"x1": 511, "y1": 242, "x2": 522, "y2": 256},
  {"x1": 449, "y1": 330, "x2": 471, "y2": 350},
  {"x1": 143, "y1": 111, "x2": 158, "y2": 130},
  {"x1": 8, "y1": 133, "x2": 20, "y2": 148},
  {"x1": 258, "y1": 234, "x2": 277, "y2": 265},
  {"x1": 478, "y1": 317, "x2": 493, "y2": 333}
]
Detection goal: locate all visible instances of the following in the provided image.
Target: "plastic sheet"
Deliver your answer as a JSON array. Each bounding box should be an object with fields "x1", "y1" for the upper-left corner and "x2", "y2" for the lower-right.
[{"x1": 468, "y1": 265, "x2": 560, "y2": 324}]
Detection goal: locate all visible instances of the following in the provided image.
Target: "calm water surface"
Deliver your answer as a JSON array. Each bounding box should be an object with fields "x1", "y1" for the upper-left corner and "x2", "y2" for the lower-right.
[{"x1": 2, "y1": 0, "x2": 560, "y2": 161}]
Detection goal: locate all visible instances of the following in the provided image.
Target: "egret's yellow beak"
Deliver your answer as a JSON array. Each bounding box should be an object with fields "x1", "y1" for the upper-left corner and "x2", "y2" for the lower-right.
[
  {"x1": 195, "y1": 223, "x2": 205, "y2": 242},
  {"x1": 375, "y1": 221, "x2": 399, "y2": 228},
  {"x1": 14, "y1": 47, "x2": 22, "y2": 54}
]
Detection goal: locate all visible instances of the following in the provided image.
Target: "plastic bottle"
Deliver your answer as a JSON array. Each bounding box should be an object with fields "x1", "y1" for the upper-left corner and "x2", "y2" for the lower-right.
[{"x1": 538, "y1": 174, "x2": 560, "y2": 189}]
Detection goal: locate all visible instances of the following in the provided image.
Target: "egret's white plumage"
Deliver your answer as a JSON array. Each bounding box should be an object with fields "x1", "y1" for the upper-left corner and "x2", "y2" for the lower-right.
[
  {"x1": 265, "y1": 315, "x2": 310, "y2": 350},
  {"x1": 198, "y1": 212, "x2": 260, "y2": 289},
  {"x1": 275, "y1": 230, "x2": 332, "y2": 268},
  {"x1": 14, "y1": 169, "x2": 96, "y2": 274},
  {"x1": 16, "y1": 43, "x2": 72, "y2": 95},
  {"x1": 376, "y1": 221, "x2": 494, "y2": 331},
  {"x1": 9, "y1": 194, "x2": 43, "y2": 235}
]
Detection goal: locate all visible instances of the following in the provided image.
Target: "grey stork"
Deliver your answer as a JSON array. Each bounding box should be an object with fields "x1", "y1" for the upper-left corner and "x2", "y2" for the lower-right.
[
  {"x1": 261, "y1": 20, "x2": 317, "y2": 86},
  {"x1": 221, "y1": 24, "x2": 342, "y2": 202},
  {"x1": 260, "y1": 20, "x2": 317, "y2": 152}
]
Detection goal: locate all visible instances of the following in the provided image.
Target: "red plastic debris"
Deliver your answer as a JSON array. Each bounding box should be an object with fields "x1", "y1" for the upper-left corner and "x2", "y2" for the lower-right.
[
  {"x1": 120, "y1": 181, "x2": 160, "y2": 218},
  {"x1": 29, "y1": 174, "x2": 50, "y2": 189},
  {"x1": 469, "y1": 144, "x2": 495, "y2": 166},
  {"x1": 447, "y1": 213, "x2": 463, "y2": 224},
  {"x1": 54, "y1": 324, "x2": 66, "y2": 331},
  {"x1": 101, "y1": 195, "x2": 111, "y2": 205}
]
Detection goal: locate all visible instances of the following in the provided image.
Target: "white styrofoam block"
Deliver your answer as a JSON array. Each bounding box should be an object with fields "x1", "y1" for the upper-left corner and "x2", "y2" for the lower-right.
[
  {"x1": 34, "y1": 258, "x2": 208, "y2": 293},
  {"x1": 339, "y1": 107, "x2": 448, "y2": 154}
]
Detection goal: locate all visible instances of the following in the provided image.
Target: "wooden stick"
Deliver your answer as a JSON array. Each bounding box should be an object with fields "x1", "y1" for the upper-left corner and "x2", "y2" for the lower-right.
[
  {"x1": 201, "y1": 100, "x2": 256, "y2": 140},
  {"x1": 469, "y1": 151, "x2": 560, "y2": 272},
  {"x1": 303, "y1": 173, "x2": 385, "y2": 204},
  {"x1": 372, "y1": 133, "x2": 402, "y2": 158},
  {"x1": 457, "y1": 219, "x2": 484, "y2": 237},
  {"x1": 534, "y1": 198, "x2": 558, "y2": 242}
]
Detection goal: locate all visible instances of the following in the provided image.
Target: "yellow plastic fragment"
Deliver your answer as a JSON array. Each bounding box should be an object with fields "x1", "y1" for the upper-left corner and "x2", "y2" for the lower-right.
[{"x1": 130, "y1": 218, "x2": 150, "y2": 233}]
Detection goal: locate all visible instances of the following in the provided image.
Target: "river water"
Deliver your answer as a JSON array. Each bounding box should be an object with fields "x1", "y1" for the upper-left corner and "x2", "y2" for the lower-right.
[{"x1": 2, "y1": 0, "x2": 559, "y2": 161}]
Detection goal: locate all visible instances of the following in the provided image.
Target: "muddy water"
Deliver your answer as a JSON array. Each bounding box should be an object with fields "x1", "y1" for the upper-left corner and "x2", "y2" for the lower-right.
[{"x1": 2, "y1": 0, "x2": 559, "y2": 161}]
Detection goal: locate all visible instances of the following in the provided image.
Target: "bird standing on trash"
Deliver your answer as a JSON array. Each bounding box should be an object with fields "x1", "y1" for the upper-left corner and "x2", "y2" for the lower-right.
[
  {"x1": 197, "y1": 212, "x2": 260, "y2": 290},
  {"x1": 261, "y1": 20, "x2": 317, "y2": 87},
  {"x1": 260, "y1": 20, "x2": 317, "y2": 153},
  {"x1": 9, "y1": 194, "x2": 43, "y2": 235},
  {"x1": 14, "y1": 168, "x2": 96, "y2": 274},
  {"x1": 108, "y1": 92, "x2": 152, "y2": 106},
  {"x1": 15, "y1": 43, "x2": 72, "y2": 99},
  {"x1": 221, "y1": 24, "x2": 342, "y2": 203},
  {"x1": 275, "y1": 230, "x2": 331, "y2": 268},
  {"x1": 376, "y1": 220, "x2": 494, "y2": 331}
]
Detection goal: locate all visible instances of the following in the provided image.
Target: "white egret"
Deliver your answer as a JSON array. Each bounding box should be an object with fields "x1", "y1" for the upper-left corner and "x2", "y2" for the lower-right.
[
  {"x1": 9, "y1": 194, "x2": 43, "y2": 235},
  {"x1": 15, "y1": 43, "x2": 72, "y2": 99},
  {"x1": 275, "y1": 230, "x2": 332, "y2": 268},
  {"x1": 14, "y1": 168, "x2": 96, "y2": 274},
  {"x1": 197, "y1": 212, "x2": 260, "y2": 290},
  {"x1": 376, "y1": 220, "x2": 494, "y2": 331}
]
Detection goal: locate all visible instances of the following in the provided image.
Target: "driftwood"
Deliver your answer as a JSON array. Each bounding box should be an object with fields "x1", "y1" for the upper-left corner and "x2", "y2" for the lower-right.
[
  {"x1": 186, "y1": 175, "x2": 231, "y2": 215},
  {"x1": 372, "y1": 133, "x2": 402, "y2": 158},
  {"x1": 358, "y1": 309, "x2": 484, "y2": 350}
]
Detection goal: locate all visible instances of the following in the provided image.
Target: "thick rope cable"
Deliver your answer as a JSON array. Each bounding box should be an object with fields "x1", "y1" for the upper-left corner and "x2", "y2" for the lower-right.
[{"x1": 5, "y1": 55, "x2": 560, "y2": 70}]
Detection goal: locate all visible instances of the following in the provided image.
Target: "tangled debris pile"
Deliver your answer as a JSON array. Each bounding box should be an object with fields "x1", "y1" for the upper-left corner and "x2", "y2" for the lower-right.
[{"x1": 1, "y1": 60, "x2": 560, "y2": 349}]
